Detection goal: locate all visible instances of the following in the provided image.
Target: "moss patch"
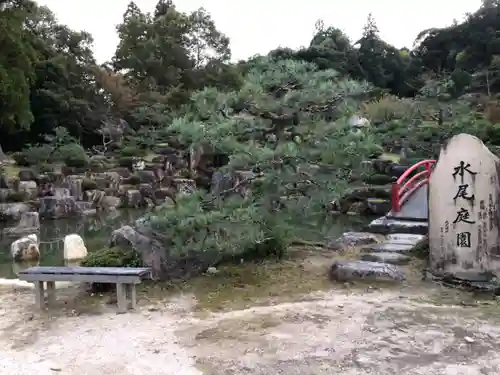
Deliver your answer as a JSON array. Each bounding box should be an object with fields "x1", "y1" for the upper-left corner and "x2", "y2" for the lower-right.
[
  {"x1": 1, "y1": 164, "x2": 20, "y2": 178},
  {"x1": 81, "y1": 247, "x2": 141, "y2": 268},
  {"x1": 379, "y1": 153, "x2": 401, "y2": 162}
]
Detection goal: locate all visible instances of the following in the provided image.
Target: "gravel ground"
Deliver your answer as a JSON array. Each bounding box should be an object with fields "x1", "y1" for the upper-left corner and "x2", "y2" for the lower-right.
[{"x1": 1, "y1": 280, "x2": 500, "y2": 374}]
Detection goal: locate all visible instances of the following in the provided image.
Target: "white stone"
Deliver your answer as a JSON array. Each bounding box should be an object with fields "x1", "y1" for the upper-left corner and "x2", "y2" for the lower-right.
[
  {"x1": 348, "y1": 115, "x2": 370, "y2": 128},
  {"x1": 132, "y1": 159, "x2": 145, "y2": 171},
  {"x1": 429, "y1": 133, "x2": 500, "y2": 274},
  {"x1": 10, "y1": 234, "x2": 40, "y2": 262},
  {"x1": 63, "y1": 234, "x2": 87, "y2": 261}
]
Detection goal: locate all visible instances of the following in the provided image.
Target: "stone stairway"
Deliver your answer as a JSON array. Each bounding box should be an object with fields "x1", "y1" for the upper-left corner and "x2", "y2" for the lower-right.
[
  {"x1": 329, "y1": 230, "x2": 428, "y2": 283},
  {"x1": 360, "y1": 233, "x2": 426, "y2": 265},
  {"x1": 367, "y1": 216, "x2": 428, "y2": 235}
]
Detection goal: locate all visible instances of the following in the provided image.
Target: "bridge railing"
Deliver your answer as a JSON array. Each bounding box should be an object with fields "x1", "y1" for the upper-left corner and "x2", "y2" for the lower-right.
[{"x1": 391, "y1": 159, "x2": 436, "y2": 213}]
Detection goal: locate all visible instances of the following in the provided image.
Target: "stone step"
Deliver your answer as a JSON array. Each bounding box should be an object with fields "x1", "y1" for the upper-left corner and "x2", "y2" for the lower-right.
[
  {"x1": 385, "y1": 233, "x2": 426, "y2": 244},
  {"x1": 360, "y1": 252, "x2": 412, "y2": 265},
  {"x1": 384, "y1": 239, "x2": 420, "y2": 246},
  {"x1": 366, "y1": 198, "x2": 391, "y2": 216},
  {"x1": 367, "y1": 217, "x2": 428, "y2": 235},
  {"x1": 362, "y1": 243, "x2": 415, "y2": 254},
  {"x1": 329, "y1": 260, "x2": 405, "y2": 282}
]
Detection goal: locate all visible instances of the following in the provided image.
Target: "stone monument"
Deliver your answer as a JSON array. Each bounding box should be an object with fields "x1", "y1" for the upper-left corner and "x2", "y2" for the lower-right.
[{"x1": 429, "y1": 134, "x2": 500, "y2": 275}]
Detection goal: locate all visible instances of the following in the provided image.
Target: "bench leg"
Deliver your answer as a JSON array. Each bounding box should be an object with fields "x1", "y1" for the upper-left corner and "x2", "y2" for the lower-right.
[
  {"x1": 116, "y1": 283, "x2": 127, "y2": 313},
  {"x1": 46, "y1": 281, "x2": 56, "y2": 306},
  {"x1": 34, "y1": 281, "x2": 45, "y2": 309},
  {"x1": 127, "y1": 284, "x2": 137, "y2": 309}
]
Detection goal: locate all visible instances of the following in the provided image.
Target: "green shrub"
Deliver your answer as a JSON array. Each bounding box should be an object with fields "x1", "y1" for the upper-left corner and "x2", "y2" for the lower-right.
[
  {"x1": 81, "y1": 247, "x2": 142, "y2": 267},
  {"x1": 362, "y1": 95, "x2": 414, "y2": 123},
  {"x1": 117, "y1": 157, "x2": 134, "y2": 169},
  {"x1": 38, "y1": 163, "x2": 53, "y2": 173},
  {"x1": 120, "y1": 146, "x2": 144, "y2": 157},
  {"x1": 11, "y1": 152, "x2": 30, "y2": 167},
  {"x1": 56, "y1": 143, "x2": 89, "y2": 167},
  {"x1": 12, "y1": 145, "x2": 52, "y2": 166}
]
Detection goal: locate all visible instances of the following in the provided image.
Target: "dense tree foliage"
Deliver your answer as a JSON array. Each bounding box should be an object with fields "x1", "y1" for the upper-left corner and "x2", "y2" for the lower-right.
[
  {"x1": 2, "y1": 0, "x2": 500, "y2": 150},
  {"x1": 4, "y1": 0, "x2": 500, "y2": 263}
]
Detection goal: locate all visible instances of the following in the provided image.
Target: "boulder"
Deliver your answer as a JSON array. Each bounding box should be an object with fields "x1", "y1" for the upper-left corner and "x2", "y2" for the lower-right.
[
  {"x1": 39, "y1": 196, "x2": 82, "y2": 219},
  {"x1": 101, "y1": 195, "x2": 121, "y2": 211},
  {"x1": 329, "y1": 260, "x2": 405, "y2": 282},
  {"x1": 18, "y1": 169, "x2": 37, "y2": 182},
  {"x1": 0, "y1": 202, "x2": 31, "y2": 222},
  {"x1": 366, "y1": 198, "x2": 391, "y2": 215},
  {"x1": 53, "y1": 187, "x2": 71, "y2": 198},
  {"x1": 136, "y1": 170, "x2": 156, "y2": 184},
  {"x1": 18, "y1": 180, "x2": 38, "y2": 200},
  {"x1": 3, "y1": 211, "x2": 40, "y2": 236},
  {"x1": 329, "y1": 186, "x2": 391, "y2": 214},
  {"x1": 11, "y1": 234, "x2": 40, "y2": 262},
  {"x1": 110, "y1": 225, "x2": 213, "y2": 280},
  {"x1": 327, "y1": 232, "x2": 380, "y2": 251},
  {"x1": 66, "y1": 175, "x2": 84, "y2": 200},
  {"x1": 63, "y1": 234, "x2": 88, "y2": 260},
  {"x1": 348, "y1": 115, "x2": 370, "y2": 129},
  {"x1": 0, "y1": 188, "x2": 10, "y2": 202},
  {"x1": 173, "y1": 178, "x2": 196, "y2": 195},
  {"x1": 110, "y1": 226, "x2": 166, "y2": 279},
  {"x1": 132, "y1": 159, "x2": 145, "y2": 171},
  {"x1": 121, "y1": 189, "x2": 144, "y2": 208}
]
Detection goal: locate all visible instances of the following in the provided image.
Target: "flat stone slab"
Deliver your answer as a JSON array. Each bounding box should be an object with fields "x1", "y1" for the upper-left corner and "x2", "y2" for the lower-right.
[
  {"x1": 329, "y1": 260, "x2": 405, "y2": 282},
  {"x1": 386, "y1": 234, "x2": 426, "y2": 244},
  {"x1": 362, "y1": 243, "x2": 415, "y2": 254},
  {"x1": 326, "y1": 232, "x2": 379, "y2": 251},
  {"x1": 367, "y1": 217, "x2": 428, "y2": 235},
  {"x1": 361, "y1": 252, "x2": 412, "y2": 265}
]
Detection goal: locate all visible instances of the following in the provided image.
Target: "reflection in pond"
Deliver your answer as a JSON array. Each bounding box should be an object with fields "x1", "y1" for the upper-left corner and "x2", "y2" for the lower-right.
[{"x1": 0, "y1": 210, "x2": 146, "y2": 279}]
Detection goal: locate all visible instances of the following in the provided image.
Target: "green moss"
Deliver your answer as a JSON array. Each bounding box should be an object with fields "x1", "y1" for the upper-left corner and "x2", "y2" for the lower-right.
[
  {"x1": 409, "y1": 237, "x2": 429, "y2": 259},
  {"x1": 81, "y1": 247, "x2": 142, "y2": 267},
  {"x1": 140, "y1": 254, "x2": 334, "y2": 312},
  {"x1": 379, "y1": 153, "x2": 401, "y2": 162}
]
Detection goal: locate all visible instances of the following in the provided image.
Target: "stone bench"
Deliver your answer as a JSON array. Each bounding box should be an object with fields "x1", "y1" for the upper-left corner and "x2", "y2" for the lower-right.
[{"x1": 18, "y1": 266, "x2": 152, "y2": 313}]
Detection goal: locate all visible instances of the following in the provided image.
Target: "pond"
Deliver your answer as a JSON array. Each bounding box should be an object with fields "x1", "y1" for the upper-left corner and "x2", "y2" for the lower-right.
[
  {"x1": 0, "y1": 210, "x2": 146, "y2": 279},
  {"x1": 0, "y1": 211, "x2": 375, "y2": 279}
]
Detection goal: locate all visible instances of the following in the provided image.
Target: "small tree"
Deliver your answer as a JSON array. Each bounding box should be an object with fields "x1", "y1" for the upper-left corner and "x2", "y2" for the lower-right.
[{"x1": 142, "y1": 58, "x2": 379, "y2": 263}]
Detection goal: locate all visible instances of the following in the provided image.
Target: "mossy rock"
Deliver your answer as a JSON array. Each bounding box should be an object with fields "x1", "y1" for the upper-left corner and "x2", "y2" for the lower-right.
[
  {"x1": 409, "y1": 237, "x2": 429, "y2": 260},
  {"x1": 122, "y1": 175, "x2": 141, "y2": 186},
  {"x1": 120, "y1": 146, "x2": 144, "y2": 157},
  {"x1": 6, "y1": 191, "x2": 27, "y2": 203},
  {"x1": 81, "y1": 247, "x2": 142, "y2": 292},
  {"x1": 363, "y1": 174, "x2": 396, "y2": 185},
  {"x1": 117, "y1": 157, "x2": 134, "y2": 169},
  {"x1": 81, "y1": 247, "x2": 142, "y2": 268},
  {"x1": 82, "y1": 178, "x2": 98, "y2": 191}
]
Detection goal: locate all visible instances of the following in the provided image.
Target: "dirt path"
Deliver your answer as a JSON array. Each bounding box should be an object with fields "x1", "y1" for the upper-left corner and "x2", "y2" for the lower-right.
[{"x1": 1, "y1": 280, "x2": 500, "y2": 375}]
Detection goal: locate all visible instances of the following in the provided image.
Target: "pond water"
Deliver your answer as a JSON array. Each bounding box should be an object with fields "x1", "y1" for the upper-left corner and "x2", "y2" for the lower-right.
[
  {"x1": 0, "y1": 210, "x2": 146, "y2": 279},
  {"x1": 0, "y1": 211, "x2": 374, "y2": 279}
]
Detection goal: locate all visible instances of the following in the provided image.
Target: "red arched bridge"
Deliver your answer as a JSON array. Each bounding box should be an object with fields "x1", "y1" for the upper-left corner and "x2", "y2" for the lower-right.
[{"x1": 389, "y1": 159, "x2": 436, "y2": 221}]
